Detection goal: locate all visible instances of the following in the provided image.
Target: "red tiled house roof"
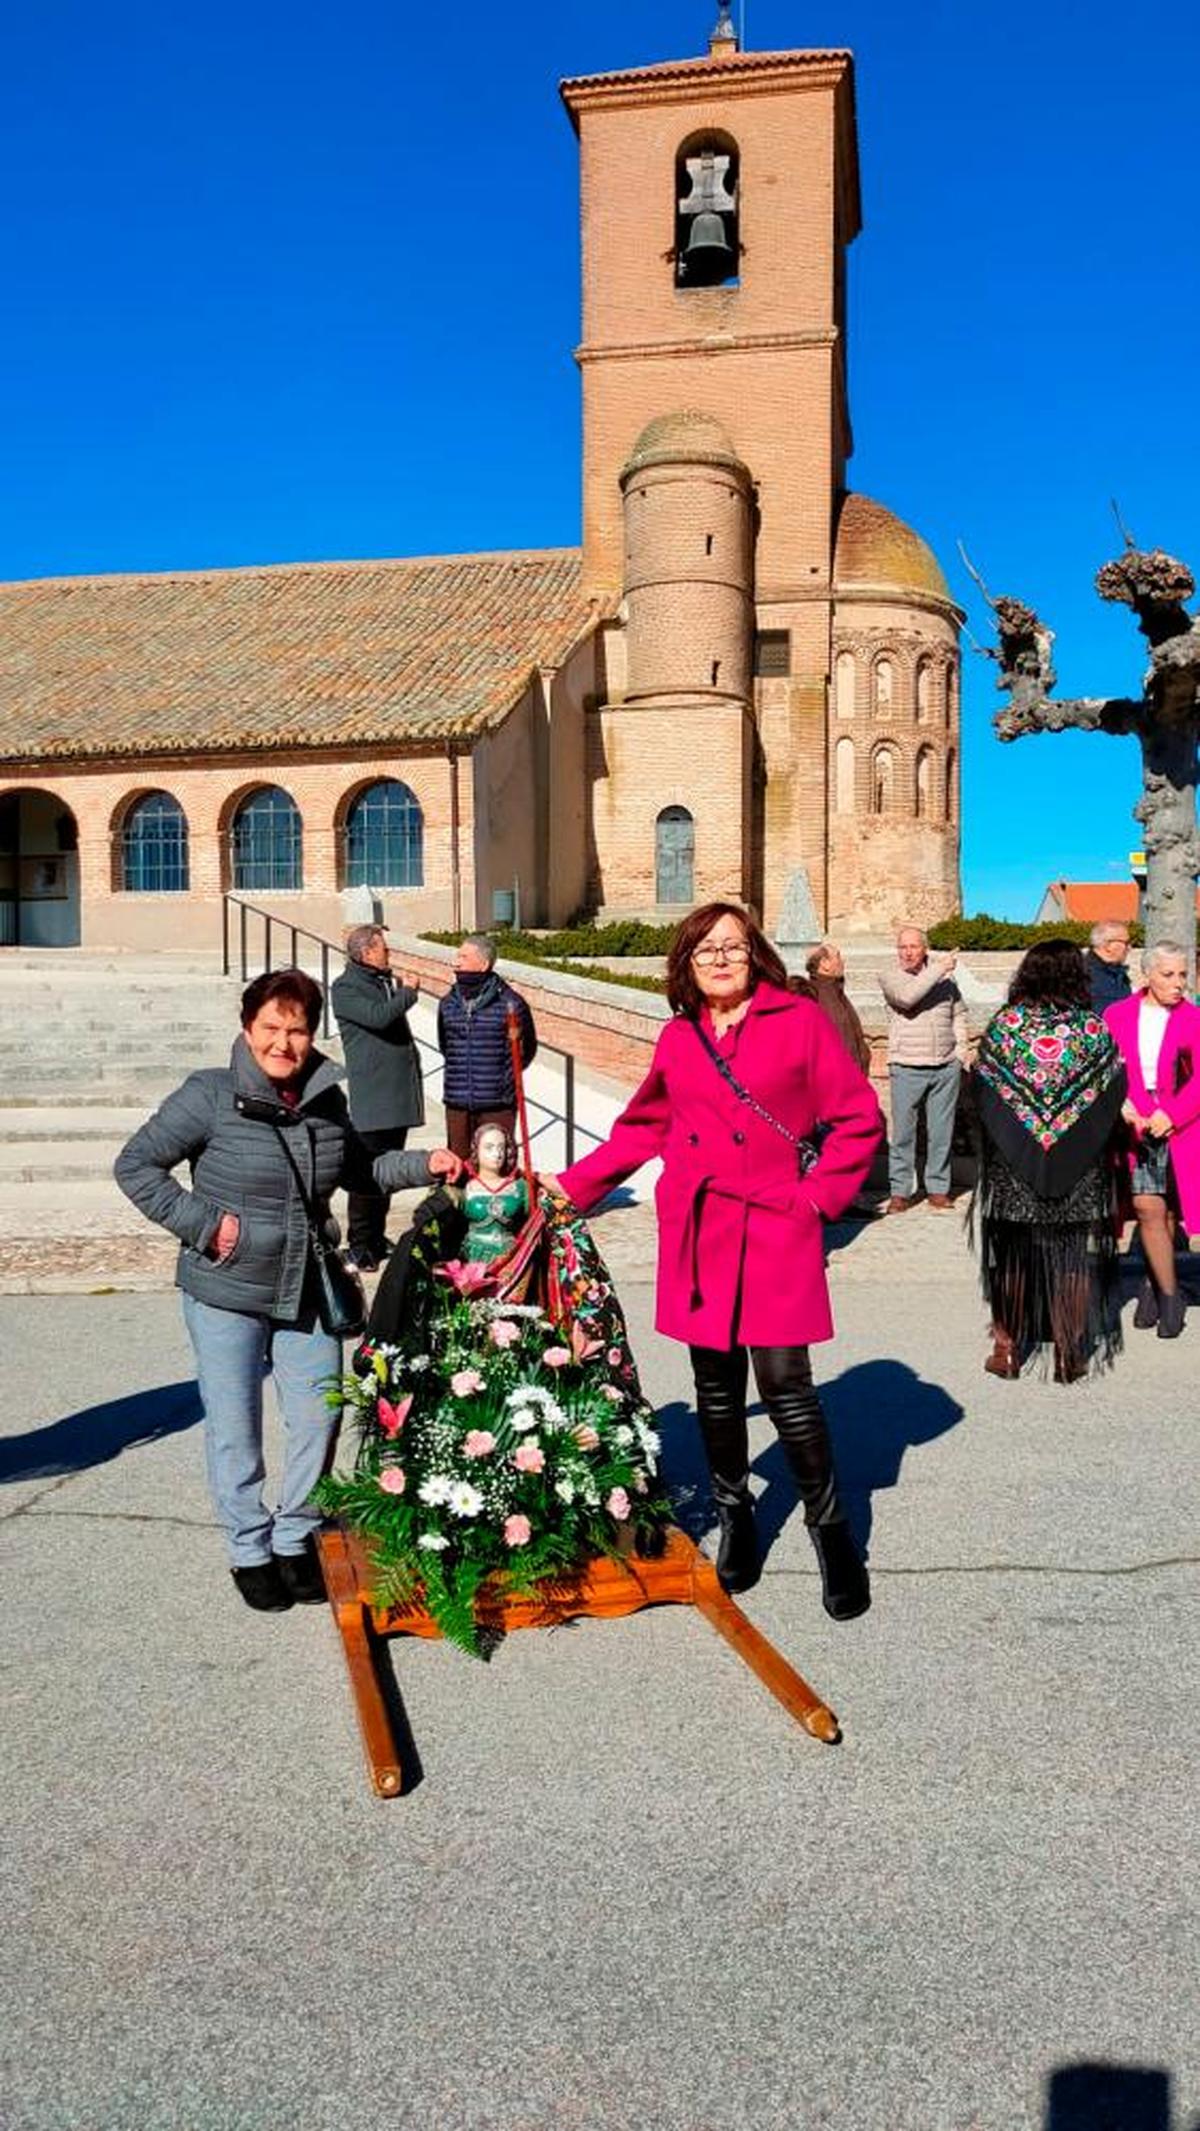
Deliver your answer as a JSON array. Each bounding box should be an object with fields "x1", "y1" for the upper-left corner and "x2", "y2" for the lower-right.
[
  {"x1": 0, "y1": 548, "x2": 604, "y2": 764},
  {"x1": 1041, "y1": 880, "x2": 1200, "y2": 921}
]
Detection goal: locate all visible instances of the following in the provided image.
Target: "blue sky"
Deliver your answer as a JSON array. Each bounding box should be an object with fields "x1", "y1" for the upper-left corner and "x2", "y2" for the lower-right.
[{"x1": 3, "y1": 0, "x2": 1197, "y2": 916}]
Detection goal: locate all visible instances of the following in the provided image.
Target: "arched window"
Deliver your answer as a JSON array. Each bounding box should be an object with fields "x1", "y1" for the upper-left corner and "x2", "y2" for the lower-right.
[
  {"x1": 916, "y1": 659, "x2": 934, "y2": 723},
  {"x1": 121, "y1": 792, "x2": 189, "y2": 892},
  {"x1": 834, "y1": 650, "x2": 856, "y2": 720},
  {"x1": 344, "y1": 780, "x2": 423, "y2": 889},
  {"x1": 675, "y1": 132, "x2": 739, "y2": 289},
  {"x1": 945, "y1": 748, "x2": 958, "y2": 822},
  {"x1": 915, "y1": 747, "x2": 934, "y2": 820},
  {"x1": 655, "y1": 805, "x2": 694, "y2": 905},
  {"x1": 871, "y1": 746, "x2": 896, "y2": 817},
  {"x1": 947, "y1": 661, "x2": 959, "y2": 727},
  {"x1": 230, "y1": 786, "x2": 302, "y2": 892},
  {"x1": 834, "y1": 737, "x2": 855, "y2": 815},
  {"x1": 873, "y1": 657, "x2": 894, "y2": 714}
]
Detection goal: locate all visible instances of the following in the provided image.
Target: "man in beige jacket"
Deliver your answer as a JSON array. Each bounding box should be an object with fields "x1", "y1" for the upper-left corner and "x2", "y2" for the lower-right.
[{"x1": 879, "y1": 926, "x2": 969, "y2": 1212}]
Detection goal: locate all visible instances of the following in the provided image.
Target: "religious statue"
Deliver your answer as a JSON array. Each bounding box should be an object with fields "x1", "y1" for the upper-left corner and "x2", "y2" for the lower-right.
[{"x1": 460, "y1": 1123, "x2": 530, "y2": 1267}]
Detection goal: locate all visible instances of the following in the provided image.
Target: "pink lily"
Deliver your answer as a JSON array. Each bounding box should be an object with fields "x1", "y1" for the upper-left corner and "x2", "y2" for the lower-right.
[{"x1": 377, "y1": 1393, "x2": 413, "y2": 1440}]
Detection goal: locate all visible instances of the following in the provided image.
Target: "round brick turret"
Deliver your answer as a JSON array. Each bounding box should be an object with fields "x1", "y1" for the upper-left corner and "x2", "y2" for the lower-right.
[{"x1": 619, "y1": 410, "x2": 754, "y2": 709}]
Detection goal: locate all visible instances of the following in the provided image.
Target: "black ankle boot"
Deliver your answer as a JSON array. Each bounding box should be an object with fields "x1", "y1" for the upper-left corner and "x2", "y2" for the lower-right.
[
  {"x1": 1156, "y1": 1290, "x2": 1185, "y2": 1339},
  {"x1": 1132, "y1": 1278, "x2": 1160, "y2": 1330},
  {"x1": 715, "y1": 1496, "x2": 761, "y2": 1594},
  {"x1": 809, "y1": 1521, "x2": 870, "y2": 1621}
]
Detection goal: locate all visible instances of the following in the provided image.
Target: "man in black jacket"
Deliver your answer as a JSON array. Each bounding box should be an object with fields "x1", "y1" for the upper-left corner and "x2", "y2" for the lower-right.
[
  {"x1": 331, "y1": 925, "x2": 425, "y2": 1269},
  {"x1": 437, "y1": 934, "x2": 537, "y2": 1160},
  {"x1": 1084, "y1": 919, "x2": 1133, "y2": 1013}
]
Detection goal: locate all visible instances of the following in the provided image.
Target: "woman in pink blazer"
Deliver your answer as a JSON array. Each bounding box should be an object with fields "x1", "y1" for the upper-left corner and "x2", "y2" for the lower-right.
[
  {"x1": 1104, "y1": 942, "x2": 1200, "y2": 1338},
  {"x1": 549, "y1": 902, "x2": 883, "y2": 1619}
]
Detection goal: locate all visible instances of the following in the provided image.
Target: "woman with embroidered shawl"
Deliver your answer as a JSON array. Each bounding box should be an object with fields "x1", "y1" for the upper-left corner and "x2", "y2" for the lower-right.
[{"x1": 972, "y1": 939, "x2": 1127, "y2": 1382}]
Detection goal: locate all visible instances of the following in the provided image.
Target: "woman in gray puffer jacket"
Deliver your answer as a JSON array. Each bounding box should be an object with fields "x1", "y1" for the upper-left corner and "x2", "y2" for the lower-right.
[{"x1": 115, "y1": 968, "x2": 461, "y2": 1612}]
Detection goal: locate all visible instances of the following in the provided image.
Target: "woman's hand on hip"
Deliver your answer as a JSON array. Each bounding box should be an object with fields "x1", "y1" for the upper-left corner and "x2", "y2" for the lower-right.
[{"x1": 207, "y1": 1212, "x2": 240, "y2": 1261}]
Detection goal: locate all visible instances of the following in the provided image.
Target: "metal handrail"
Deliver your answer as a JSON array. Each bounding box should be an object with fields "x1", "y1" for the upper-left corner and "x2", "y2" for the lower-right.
[{"x1": 221, "y1": 892, "x2": 582, "y2": 1162}]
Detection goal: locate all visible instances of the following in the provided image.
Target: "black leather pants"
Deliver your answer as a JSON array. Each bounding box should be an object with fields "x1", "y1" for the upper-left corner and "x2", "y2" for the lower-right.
[{"x1": 689, "y1": 1342, "x2": 841, "y2": 1527}]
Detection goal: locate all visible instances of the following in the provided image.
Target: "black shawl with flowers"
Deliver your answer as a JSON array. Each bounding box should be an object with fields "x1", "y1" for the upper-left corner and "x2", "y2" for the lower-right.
[{"x1": 972, "y1": 1003, "x2": 1127, "y2": 1200}]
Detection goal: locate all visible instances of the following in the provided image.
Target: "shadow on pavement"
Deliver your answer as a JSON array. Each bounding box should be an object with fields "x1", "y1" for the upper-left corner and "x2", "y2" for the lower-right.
[
  {"x1": 656, "y1": 1359, "x2": 965, "y2": 1564},
  {"x1": 0, "y1": 1379, "x2": 203, "y2": 1484},
  {"x1": 1044, "y1": 2060, "x2": 1174, "y2": 2130}
]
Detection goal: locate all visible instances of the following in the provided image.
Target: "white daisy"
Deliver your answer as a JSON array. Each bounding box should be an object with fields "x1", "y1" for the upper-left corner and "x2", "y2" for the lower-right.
[
  {"x1": 417, "y1": 1474, "x2": 454, "y2": 1507},
  {"x1": 447, "y1": 1481, "x2": 484, "y2": 1520},
  {"x1": 417, "y1": 1533, "x2": 449, "y2": 1551}
]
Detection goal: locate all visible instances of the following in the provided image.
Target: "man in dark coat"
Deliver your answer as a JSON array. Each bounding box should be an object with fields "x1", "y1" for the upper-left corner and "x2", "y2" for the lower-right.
[
  {"x1": 331, "y1": 925, "x2": 425, "y2": 1269},
  {"x1": 805, "y1": 941, "x2": 872, "y2": 1074},
  {"x1": 1084, "y1": 919, "x2": 1133, "y2": 1013},
  {"x1": 437, "y1": 934, "x2": 537, "y2": 1161}
]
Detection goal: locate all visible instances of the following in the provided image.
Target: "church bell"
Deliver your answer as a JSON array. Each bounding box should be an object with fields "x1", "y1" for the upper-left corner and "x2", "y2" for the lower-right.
[{"x1": 682, "y1": 210, "x2": 734, "y2": 276}]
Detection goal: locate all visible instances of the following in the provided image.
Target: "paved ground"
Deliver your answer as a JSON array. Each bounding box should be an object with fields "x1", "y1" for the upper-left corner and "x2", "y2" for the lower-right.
[{"x1": 2, "y1": 1197, "x2": 1197, "y2": 2131}]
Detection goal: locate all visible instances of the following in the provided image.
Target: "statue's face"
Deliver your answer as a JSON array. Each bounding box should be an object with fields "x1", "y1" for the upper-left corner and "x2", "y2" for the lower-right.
[
  {"x1": 475, "y1": 1126, "x2": 510, "y2": 1176},
  {"x1": 1145, "y1": 956, "x2": 1186, "y2": 1007}
]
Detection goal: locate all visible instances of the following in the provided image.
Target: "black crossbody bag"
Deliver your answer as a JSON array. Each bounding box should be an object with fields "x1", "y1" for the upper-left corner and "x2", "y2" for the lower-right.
[
  {"x1": 691, "y1": 1020, "x2": 823, "y2": 1176},
  {"x1": 269, "y1": 1120, "x2": 366, "y2": 1339}
]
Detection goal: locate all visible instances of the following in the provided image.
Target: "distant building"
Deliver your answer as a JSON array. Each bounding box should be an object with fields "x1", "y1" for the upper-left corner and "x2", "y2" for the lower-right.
[
  {"x1": 0, "y1": 20, "x2": 962, "y2": 951},
  {"x1": 1035, "y1": 879, "x2": 1200, "y2": 928}
]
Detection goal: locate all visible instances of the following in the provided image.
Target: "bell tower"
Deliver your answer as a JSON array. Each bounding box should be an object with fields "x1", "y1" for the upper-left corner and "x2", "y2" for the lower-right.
[
  {"x1": 560, "y1": 20, "x2": 860, "y2": 602},
  {"x1": 561, "y1": 18, "x2": 862, "y2": 929}
]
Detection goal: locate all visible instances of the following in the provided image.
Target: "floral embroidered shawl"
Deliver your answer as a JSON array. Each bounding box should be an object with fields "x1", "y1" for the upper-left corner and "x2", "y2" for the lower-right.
[{"x1": 973, "y1": 1003, "x2": 1127, "y2": 1198}]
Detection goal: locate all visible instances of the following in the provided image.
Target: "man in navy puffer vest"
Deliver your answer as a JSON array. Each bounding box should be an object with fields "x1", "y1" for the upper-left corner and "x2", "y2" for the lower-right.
[{"x1": 437, "y1": 935, "x2": 537, "y2": 1160}]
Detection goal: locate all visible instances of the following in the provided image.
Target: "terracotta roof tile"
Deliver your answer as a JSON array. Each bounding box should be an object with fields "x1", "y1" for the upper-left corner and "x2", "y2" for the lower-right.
[
  {"x1": 1044, "y1": 880, "x2": 1200, "y2": 922},
  {"x1": 0, "y1": 548, "x2": 604, "y2": 764}
]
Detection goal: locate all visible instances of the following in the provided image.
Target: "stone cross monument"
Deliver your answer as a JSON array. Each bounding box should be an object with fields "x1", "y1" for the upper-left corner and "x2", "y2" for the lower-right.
[{"x1": 977, "y1": 545, "x2": 1200, "y2": 982}]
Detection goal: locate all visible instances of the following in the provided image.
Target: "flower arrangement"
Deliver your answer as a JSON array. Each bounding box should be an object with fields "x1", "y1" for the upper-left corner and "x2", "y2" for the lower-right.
[{"x1": 316, "y1": 1277, "x2": 671, "y2": 1657}]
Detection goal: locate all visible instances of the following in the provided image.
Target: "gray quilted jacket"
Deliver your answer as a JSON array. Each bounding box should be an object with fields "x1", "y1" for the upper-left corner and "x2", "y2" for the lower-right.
[{"x1": 114, "y1": 1036, "x2": 435, "y2": 1320}]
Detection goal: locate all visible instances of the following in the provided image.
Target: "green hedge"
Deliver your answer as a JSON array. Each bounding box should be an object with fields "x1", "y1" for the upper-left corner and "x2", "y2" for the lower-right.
[
  {"x1": 421, "y1": 927, "x2": 666, "y2": 997},
  {"x1": 424, "y1": 919, "x2": 675, "y2": 959},
  {"x1": 928, "y1": 913, "x2": 1145, "y2": 951}
]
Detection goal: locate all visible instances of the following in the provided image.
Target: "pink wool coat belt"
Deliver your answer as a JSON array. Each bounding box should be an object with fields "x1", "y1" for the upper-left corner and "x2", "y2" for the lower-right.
[
  {"x1": 559, "y1": 983, "x2": 883, "y2": 1351},
  {"x1": 1104, "y1": 991, "x2": 1200, "y2": 1232}
]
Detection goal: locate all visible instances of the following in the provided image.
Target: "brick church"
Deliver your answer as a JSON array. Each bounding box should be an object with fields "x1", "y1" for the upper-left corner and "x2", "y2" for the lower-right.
[{"x1": 0, "y1": 11, "x2": 962, "y2": 952}]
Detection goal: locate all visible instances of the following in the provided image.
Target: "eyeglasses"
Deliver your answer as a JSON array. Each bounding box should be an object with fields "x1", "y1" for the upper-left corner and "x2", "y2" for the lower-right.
[{"x1": 692, "y1": 943, "x2": 751, "y2": 966}]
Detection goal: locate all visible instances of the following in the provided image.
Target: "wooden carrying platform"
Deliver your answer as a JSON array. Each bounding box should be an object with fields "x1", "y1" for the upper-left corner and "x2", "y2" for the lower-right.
[{"x1": 318, "y1": 1525, "x2": 840, "y2": 1796}]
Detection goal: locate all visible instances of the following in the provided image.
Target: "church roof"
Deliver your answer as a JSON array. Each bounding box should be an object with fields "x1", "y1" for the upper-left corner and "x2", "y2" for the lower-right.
[
  {"x1": 624, "y1": 410, "x2": 746, "y2": 476},
  {"x1": 833, "y1": 492, "x2": 954, "y2": 607},
  {"x1": 0, "y1": 548, "x2": 601, "y2": 765}
]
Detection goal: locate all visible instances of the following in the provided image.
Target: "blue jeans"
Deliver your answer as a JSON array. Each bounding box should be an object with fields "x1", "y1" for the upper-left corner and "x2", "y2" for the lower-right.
[
  {"x1": 888, "y1": 1059, "x2": 962, "y2": 1198},
  {"x1": 182, "y1": 1294, "x2": 342, "y2": 1568}
]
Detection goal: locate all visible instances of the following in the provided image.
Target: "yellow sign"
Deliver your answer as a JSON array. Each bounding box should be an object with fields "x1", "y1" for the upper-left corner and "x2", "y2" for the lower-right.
[{"x1": 1129, "y1": 851, "x2": 1146, "y2": 870}]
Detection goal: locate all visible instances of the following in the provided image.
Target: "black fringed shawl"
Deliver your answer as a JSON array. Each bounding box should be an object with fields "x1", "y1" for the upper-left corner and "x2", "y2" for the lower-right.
[{"x1": 973, "y1": 1004, "x2": 1127, "y2": 1201}]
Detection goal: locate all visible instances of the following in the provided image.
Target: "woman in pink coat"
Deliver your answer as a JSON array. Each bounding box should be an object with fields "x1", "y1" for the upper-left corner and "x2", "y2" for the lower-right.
[
  {"x1": 550, "y1": 902, "x2": 883, "y2": 1619},
  {"x1": 1104, "y1": 941, "x2": 1200, "y2": 1339}
]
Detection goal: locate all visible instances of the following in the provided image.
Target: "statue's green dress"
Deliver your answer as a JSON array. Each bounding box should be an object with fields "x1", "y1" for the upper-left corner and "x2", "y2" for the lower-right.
[{"x1": 461, "y1": 1174, "x2": 530, "y2": 1266}]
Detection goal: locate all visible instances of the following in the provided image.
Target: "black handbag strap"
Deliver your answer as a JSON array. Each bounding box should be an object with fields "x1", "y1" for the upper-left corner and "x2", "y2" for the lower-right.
[
  {"x1": 690, "y1": 1018, "x2": 808, "y2": 1153},
  {"x1": 269, "y1": 1120, "x2": 328, "y2": 1247}
]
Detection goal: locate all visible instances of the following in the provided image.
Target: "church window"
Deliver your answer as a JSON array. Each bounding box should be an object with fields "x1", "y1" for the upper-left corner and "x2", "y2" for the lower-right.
[
  {"x1": 834, "y1": 650, "x2": 856, "y2": 719},
  {"x1": 121, "y1": 791, "x2": 189, "y2": 892},
  {"x1": 655, "y1": 806, "x2": 694, "y2": 905},
  {"x1": 754, "y1": 631, "x2": 791, "y2": 678},
  {"x1": 871, "y1": 745, "x2": 896, "y2": 816},
  {"x1": 916, "y1": 659, "x2": 934, "y2": 722},
  {"x1": 230, "y1": 786, "x2": 302, "y2": 892},
  {"x1": 675, "y1": 133, "x2": 739, "y2": 289},
  {"x1": 915, "y1": 747, "x2": 934, "y2": 820},
  {"x1": 873, "y1": 657, "x2": 894, "y2": 713},
  {"x1": 946, "y1": 748, "x2": 958, "y2": 821},
  {"x1": 343, "y1": 779, "x2": 423, "y2": 889},
  {"x1": 834, "y1": 737, "x2": 855, "y2": 815},
  {"x1": 947, "y1": 662, "x2": 959, "y2": 727}
]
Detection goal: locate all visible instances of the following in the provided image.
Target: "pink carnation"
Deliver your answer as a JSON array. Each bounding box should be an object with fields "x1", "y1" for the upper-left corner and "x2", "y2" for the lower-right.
[
  {"x1": 574, "y1": 1424, "x2": 600, "y2": 1452},
  {"x1": 463, "y1": 1430, "x2": 496, "y2": 1459},
  {"x1": 542, "y1": 1347, "x2": 572, "y2": 1370},
  {"x1": 513, "y1": 1441, "x2": 545, "y2": 1473},
  {"x1": 378, "y1": 1468, "x2": 406, "y2": 1495},
  {"x1": 489, "y1": 1318, "x2": 521, "y2": 1349},
  {"x1": 450, "y1": 1368, "x2": 486, "y2": 1398},
  {"x1": 376, "y1": 1393, "x2": 413, "y2": 1439},
  {"x1": 606, "y1": 1486, "x2": 631, "y2": 1522},
  {"x1": 503, "y1": 1514, "x2": 532, "y2": 1547}
]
